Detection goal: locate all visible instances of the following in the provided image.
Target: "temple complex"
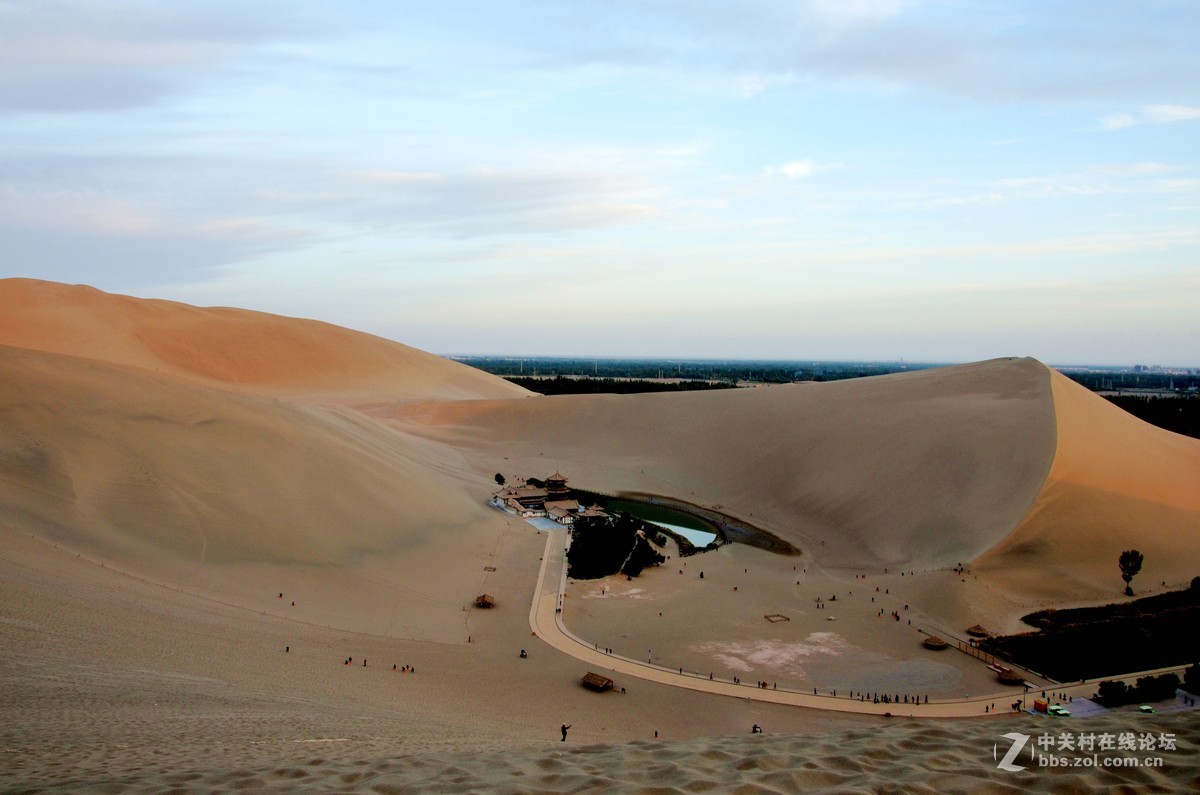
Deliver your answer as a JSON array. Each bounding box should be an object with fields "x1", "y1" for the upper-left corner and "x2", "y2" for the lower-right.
[{"x1": 491, "y1": 473, "x2": 606, "y2": 526}]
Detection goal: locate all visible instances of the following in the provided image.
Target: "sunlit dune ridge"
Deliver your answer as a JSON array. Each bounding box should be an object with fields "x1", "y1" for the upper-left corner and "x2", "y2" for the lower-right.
[{"x1": 0, "y1": 277, "x2": 531, "y2": 402}]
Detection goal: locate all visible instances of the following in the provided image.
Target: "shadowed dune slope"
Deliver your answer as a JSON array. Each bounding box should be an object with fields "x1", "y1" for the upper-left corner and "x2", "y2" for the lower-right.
[
  {"x1": 386, "y1": 357, "x2": 1061, "y2": 570},
  {"x1": 0, "y1": 344, "x2": 492, "y2": 575},
  {"x1": 0, "y1": 278, "x2": 530, "y2": 402},
  {"x1": 977, "y1": 368, "x2": 1200, "y2": 599}
]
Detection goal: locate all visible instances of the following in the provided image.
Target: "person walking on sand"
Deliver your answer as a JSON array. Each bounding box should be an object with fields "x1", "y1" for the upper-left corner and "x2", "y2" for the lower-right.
[{"x1": 561, "y1": 724, "x2": 572, "y2": 741}]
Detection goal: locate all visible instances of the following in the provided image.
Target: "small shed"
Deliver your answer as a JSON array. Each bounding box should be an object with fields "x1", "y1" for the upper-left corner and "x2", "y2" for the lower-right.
[
  {"x1": 997, "y1": 668, "x2": 1024, "y2": 686},
  {"x1": 474, "y1": 594, "x2": 495, "y2": 608},
  {"x1": 581, "y1": 672, "x2": 614, "y2": 692}
]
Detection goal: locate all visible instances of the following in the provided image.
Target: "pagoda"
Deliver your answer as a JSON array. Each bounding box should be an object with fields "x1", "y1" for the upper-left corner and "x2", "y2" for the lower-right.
[{"x1": 545, "y1": 472, "x2": 571, "y2": 499}]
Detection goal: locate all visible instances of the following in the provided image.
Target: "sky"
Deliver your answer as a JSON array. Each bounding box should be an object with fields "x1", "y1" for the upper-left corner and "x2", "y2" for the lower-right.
[{"x1": 2, "y1": 0, "x2": 1198, "y2": 365}]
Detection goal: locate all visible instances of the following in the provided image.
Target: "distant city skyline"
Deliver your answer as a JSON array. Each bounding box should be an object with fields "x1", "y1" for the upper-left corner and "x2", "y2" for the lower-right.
[{"x1": 2, "y1": 1, "x2": 1198, "y2": 365}]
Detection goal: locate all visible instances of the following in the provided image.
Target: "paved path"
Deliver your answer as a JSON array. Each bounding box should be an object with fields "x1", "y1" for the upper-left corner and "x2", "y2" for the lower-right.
[{"x1": 527, "y1": 531, "x2": 1192, "y2": 718}]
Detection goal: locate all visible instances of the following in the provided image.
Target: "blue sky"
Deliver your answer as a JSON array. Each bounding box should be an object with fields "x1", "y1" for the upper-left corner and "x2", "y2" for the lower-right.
[{"x1": 2, "y1": 0, "x2": 1198, "y2": 364}]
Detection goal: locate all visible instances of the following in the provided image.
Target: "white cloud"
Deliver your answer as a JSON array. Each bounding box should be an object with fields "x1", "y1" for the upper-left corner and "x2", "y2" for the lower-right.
[
  {"x1": 1102, "y1": 104, "x2": 1200, "y2": 130},
  {"x1": 735, "y1": 73, "x2": 770, "y2": 97},
  {"x1": 922, "y1": 192, "x2": 1005, "y2": 209},
  {"x1": 0, "y1": 0, "x2": 317, "y2": 112},
  {"x1": 0, "y1": 183, "x2": 156, "y2": 235},
  {"x1": 990, "y1": 163, "x2": 1193, "y2": 200},
  {"x1": 344, "y1": 166, "x2": 659, "y2": 237},
  {"x1": 784, "y1": 160, "x2": 815, "y2": 179},
  {"x1": 1143, "y1": 104, "x2": 1200, "y2": 123},
  {"x1": 1101, "y1": 113, "x2": 1136, "y2": 130},
  {"x1": 808, "y1": 0, "x2": 906, "y2": 26},
  {"x1": 1090, "y1": 162, "x2": 1173, "y2": 176},
  {"x1": 358, "y1": 170, "x2": 442, "y2": 184},
  {"x1": 764, "y1": 160, "x2": 842, "y2": 180}
]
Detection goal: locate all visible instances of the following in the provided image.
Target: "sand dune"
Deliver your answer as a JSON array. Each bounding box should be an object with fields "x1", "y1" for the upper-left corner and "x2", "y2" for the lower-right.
[
  {"x1": 976, "y1": 368, "x2": 1200, "y2": 602},
  {"x1": 7, "y1": 280, "x2": 1195, "y2": 599},
  {"x1": 388, "y1": 356, "x2": 1200, "y2": 603},
  {"x1": 0, "y1": 344, "x2": 484, "y2": 567},
  {"x1": 4, "y1": 280, "x2": 1200, "y2": 791},
  {"x1": 0, "y1": 278, "x2": 530, "y2": 402},
  {"x1": 0, "y1": 341, "x2": 524, "y2": 640},
  {"x1": 385, "y1": 357, "x2": 1061, "y2": 571}
]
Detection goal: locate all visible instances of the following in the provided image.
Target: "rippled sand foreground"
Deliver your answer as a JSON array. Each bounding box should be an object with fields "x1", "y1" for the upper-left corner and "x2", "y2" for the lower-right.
[{"x1": 8, "y1": 712, "x2": 1196, "y2": 794}]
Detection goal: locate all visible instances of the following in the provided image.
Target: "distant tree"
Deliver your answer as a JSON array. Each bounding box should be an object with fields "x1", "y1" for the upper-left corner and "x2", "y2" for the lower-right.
[
  {"x1": 494, "y1": 473, "x2": 505, "y2": 486},
  {"x1": 1096, "y1": 674, "x2": 1180, "y2": 707},
  {"x1": 623, "y1": 531, "x2": 666, "y2": 577},
  {"x1": 1134, "y1": 673, "x2": 1180, "y2": 702},
  {"x1": 1119, "y1": 549, "x2": 1144, "y2": 596},
  {"x1": 566, "y1": 514, "x2": 664, "y2": 580},
  {"x1": 1192, "y1": 576, "x2": 1200, "y2": 591}
]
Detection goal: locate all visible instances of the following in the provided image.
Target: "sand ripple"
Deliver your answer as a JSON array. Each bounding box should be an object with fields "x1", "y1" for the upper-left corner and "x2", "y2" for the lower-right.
[{"x1": 6, "y1": 712, "x2": 1195, "y2": 794}]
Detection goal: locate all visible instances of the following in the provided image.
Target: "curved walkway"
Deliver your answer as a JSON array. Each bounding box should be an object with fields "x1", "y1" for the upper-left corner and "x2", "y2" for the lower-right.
[{"x1": 527, "y1": 531, "x2": 1189, "y2": 718}]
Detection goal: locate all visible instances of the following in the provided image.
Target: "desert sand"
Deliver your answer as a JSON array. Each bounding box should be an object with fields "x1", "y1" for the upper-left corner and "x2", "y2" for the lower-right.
[
  {"x1": 976, "y1": 367, "x2": 1200, "y2": 603},
  {"x1": 0, "y1": 278, "x2": 530, "y2": 403},
  {"x1": 2, "y1": 279, "x2": 1199, "y2": 792}
]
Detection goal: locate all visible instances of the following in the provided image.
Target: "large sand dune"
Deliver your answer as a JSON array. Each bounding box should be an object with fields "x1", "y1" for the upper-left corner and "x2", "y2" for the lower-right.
[
  {"x1": 0, "y1": 338, "x2": 531, "y2": 640},
  {"x1": 385, "y1": 357, "x2": 1061, "y2": 571},
  {"x1": 0, "y1": 344, "x2": 480, "y2": 566},
  {"x1": 0, "y1": 278, "x2": 530, "y2": 402},
  {"x1": 386, "y1": 357, "x2": 1199, "y2": 603},
  {"x1": 977, "y1": 368, "x2": 1200, "y2": 601},
  {"x1": 7, "y1": 278, "x2": 1195, "y2": 595},
  {"x1": 3, "y1": 280, "x2": 1199, "y2": 790}
]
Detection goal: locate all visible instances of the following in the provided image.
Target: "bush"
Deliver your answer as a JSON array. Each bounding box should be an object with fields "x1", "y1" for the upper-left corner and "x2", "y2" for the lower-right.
[
  {"x1": 1135, "y1": 673, "x2": 1180, "y2": 702},
  {"x1": 1095, "y1": 674, "x2": 1180, "y2": 706}
]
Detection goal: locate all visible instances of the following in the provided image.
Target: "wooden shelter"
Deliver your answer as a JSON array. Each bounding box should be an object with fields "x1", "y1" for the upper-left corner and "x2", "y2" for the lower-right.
[
  {"x1": 996, "y1": 667, "x2": 1025, "y2": 686},
  {"x1": 580, "y1": 672, "x2": 614, "y2": 692},
  {"x1": 965, "y1": 624, "x2": 990, "y2": 637},
  {"x1": 474, "y1": 594, "x2": 495, "y2": 608},
  {"x1": 922, "y1": 635, "x2": 948, "y2": 650}
]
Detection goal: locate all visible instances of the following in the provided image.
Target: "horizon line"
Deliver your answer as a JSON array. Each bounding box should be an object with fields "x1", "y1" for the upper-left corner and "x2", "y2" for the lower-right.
[{"x1": 442, "y1": 354, "x2": 1200, "y2": 371}]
